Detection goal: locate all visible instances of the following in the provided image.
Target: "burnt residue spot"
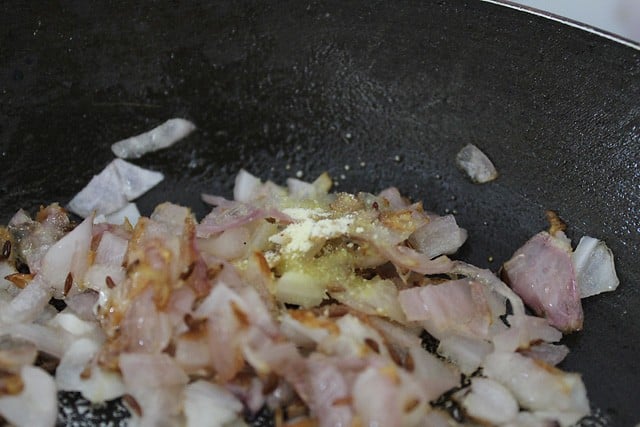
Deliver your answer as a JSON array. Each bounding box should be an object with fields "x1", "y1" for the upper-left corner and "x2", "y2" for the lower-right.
[
  {"x1": 430, "y1": 376, "x2": 471, "y2": 424},
  {"x1": 49, "y1": 297, "x2": 67, "y2": 312},
  {"x1": 243, "y1": 406, "x2": 275, "y2": 427},
  {"x1": 179, "y1": 262, "x2": 195, "y2": 280},
  {"x1": 420, "y1": 330, "x2": 440, "y2": 354},
  {"x1": 1, "y1": 240, "x2": 11, "y2": 259}
]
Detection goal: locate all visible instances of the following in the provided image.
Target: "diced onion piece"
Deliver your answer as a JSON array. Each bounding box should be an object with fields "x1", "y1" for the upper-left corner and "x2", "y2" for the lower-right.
[
  {"x1": 409, "y1": 215, "x2": 467, "y2": 259},
  {"x1": 484, "y1": 351, "x2": 590, "y2": 424},
  {"x1": 459, "y1": 377, "x2": 519, "y2": 424},
  {"x1": 0, "y1": 275, "x2": 52, "y2": 325},
  {"x1": 95, "y1": 231, "x2": 129, "y2": 267},
  {"x1": 55, "y1": 338, "x2": 124, "y2": 403},
  {"x1": 455, "y1": 143, "x2": 498, "y2": 183},
  {"x1": 68, "y1": 159, "x2": 163, "y2": 218},
  {"x1": 0, "y1": 366, "x2": 57, "y2": 427},
  {"x1": 183, "y1": 380, "x2": 243, "y2": 427},
  {"x1": 438, "y1": 335, "x2": 493, "y2": 375},
  {"x1": 275, "y1": 271, "x2": 326, "y2": 308},
  {"x1": 39, "y1": 215, "x2": 93, "y2": 291},
  {"x1": 111, "y1": 118, "x2": 196, "y2": 159},
  {"x1": 104, "y1": 203, "x2": 141, "y2": 226},
  {"x1": 50, "y1": 312, "x2": 99, "y2": 337},
  {"x1": 0, "y1": 337, "x2": 37, "y2": 373},
  {"x1": 1, "y1": 323, "x2": 65, "y2": 358},
  {"x1": 572, "y1": 236, "x2": 620, "y2": 298},
  {"x1": 233, "y1": 169, "x2": 262, "y2": 203}
]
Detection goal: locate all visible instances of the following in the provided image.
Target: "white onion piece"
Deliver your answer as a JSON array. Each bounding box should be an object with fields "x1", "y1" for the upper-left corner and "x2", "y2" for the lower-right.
[
  {"x1": 40, "y1": 215, "x2": 93, "y2": 291},
  {"x1": 484, "y1": 351, "x2": 589, "y2": 425},
  {"x1": 407, "y1": 345, "x2": 460, "y2": 401},
  {"x1": 93, "y1": 204, "x2": 139, "y2": 226},
  {"x1": 0, "y1": 337, "x2": 37, "y2": 372},
  {"x1": 95, "y1": 231, "x2": 129, "y2": 267},
  {"x1": 197, "y1": 226, "x2": 251, "y2": 261},
  {"x1": 120, "y1": 353, "x2": 188, "y2": 426},
  {"x1": 437, "y1": 335, "x2": 493, "y2": 375},
  {"x1": 104, "y1": 202, "x2": 141, "y2": 226},
  {"x1": 521, "y1": 342, "x2": 569, "y2": 366},
  {"x1": 450, "y1": 261, "x2": 526, "y2": 316},
  {"x1": 84, "y1": 264, "x2": 125, "y2": 293},
  {"x1": 459, "y1": 377, "x2": 519, "y2": 424},
  {"x1": 378, "y1": 187, "x2": 410, "y2": 209},
  {"x1": 111, "y1": 118, "x2": 196, "y2": 159},
  {"x1": 572, "y1": 236, "x2": 620, "y2": 298},
  {"x1": 233, "y1": 169, "x2": 262, "y2": 203},
  {"x1": 329, "y1": 277, "x2": 406, "y2": 322},
  {"x1": 304, "y1": 356, "x2": 353, "y2": 427},
  {"x1": 68, "y1": 159, "x2": 163, "y2": 218},
  {"x1": 492, "y1": 314, "x2": 562, "y2": 353},
  {"x1": 409, "y1": 215, "x2": 467, "y2": 259},
  {"x1": 55, "y1": 338, "x2": 124, "y2": 403},
  {"x1": 455, "y1": 143, "x2": 498, "y2": 183},
  {"x1": 0, "y1": 366, "x2": 57, "y2": 427},
  {"x1": 50, "y1": 311, "x2": 99, "y2": 337},
  {"x1": 1, "y1": 323, "x2": 65, "y2": 358},
  {"x1": 183, "y1": 380, "x2": 243, "y2": 427},
  {"x1": 0, "y1": 275, "x2": 51, "y2": 325},
  {"x1": 280, "y1": 313, "x2": 331, "y2": 348},
  {"x1": 64, "y1": 291, "x2": 99, "y2": 321},
  {"x1": 286, "y1": 173, "x2": 332, "y2": 199}
]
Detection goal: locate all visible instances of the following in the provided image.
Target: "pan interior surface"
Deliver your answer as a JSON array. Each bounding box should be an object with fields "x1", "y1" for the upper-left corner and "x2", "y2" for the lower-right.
[{"x1": 1, "y1": 0, "x2": 639, "y2": 425}]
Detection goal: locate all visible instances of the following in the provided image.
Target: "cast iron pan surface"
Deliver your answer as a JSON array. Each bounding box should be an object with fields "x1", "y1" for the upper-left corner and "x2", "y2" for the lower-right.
[{"x1": 1, "y1": 1, "x2": 639, "y2": 425}]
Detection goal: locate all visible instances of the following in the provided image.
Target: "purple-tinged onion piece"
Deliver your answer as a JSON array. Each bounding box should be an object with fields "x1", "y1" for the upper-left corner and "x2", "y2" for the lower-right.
[{"x1": 502, "y1": 232, "x2": 583, "y2": 332}]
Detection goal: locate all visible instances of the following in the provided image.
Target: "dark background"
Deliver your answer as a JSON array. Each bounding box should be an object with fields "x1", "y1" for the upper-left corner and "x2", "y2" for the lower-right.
[{"x1": 1, "y1": 1, "x2": 639, "y2": 425}]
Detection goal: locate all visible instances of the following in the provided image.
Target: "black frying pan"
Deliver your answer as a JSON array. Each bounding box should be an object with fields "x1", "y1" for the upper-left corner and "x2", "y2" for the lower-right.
[{"x1": 1, "y1": 1, "x2": 639, "y2": 425}]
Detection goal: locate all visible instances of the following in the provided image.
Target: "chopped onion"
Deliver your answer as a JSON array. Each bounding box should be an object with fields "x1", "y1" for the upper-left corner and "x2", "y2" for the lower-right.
[
  {"x1": 458, "y1": 377, "x2": 519, "y2": 424},
  {"x1": 0, "y1": 322, "x2": 65, "y2": 358},
  {"x1": 40, "y1": 215, "x2": 93, "y2": 292},
  {"x1": 110, "y1": 118, "x2": 196, "y2": 159},
  {"x1": 0, "y1": 275, "x2": 52, "y2": 325},
  {"x1": 68, "y1": 159, "x2": 163, "y2": 218},
  {"x1": 233, "y1": 169, "x2": 263, "y2": 203},
  {"x1": 437, "y1": 335, "x2": 493, "y2": 375},
  {"x1": 183, "y1": 380, "x2": 244, "y2": 427},
  {"x1": 502, "y1": 231, "x2": 583, "y2": 332},
  {"x1": 455, "y1": 143, "x2": 498, "y2": 183},
  {"x1": 0, "y1": 366, "x2": 57, "y2": 427},
  {"x1": 94, "y1": 203, "x2": 141, "y2": 226},
  {"x1": 572, "y1": 236, "x2": 620, "y2": 298},
  {"x1": 0, "y1": 336, "x2": 38, "y2": 372},
  {"x1": 483, "y1": 351, "x2": 590, "y2": 425},
  {"x1": 409, "y1": 214, "x2": 467, "y2": 259}
]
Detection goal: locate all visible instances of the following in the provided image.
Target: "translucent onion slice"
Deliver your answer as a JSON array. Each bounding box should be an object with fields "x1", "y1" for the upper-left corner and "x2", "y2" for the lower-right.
[
  {"x1": 68, "y1": 159, "x2": 163, "y2": 218},
  {"x1": 455, "y1": 143, "x2": 498, "y2": 183},
  {"x1": 111, "y1": 118, "x2": 196, "y2": 159},
  {"x1": 572, "y1": 236, "x2": 620, "y2": 298}
]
